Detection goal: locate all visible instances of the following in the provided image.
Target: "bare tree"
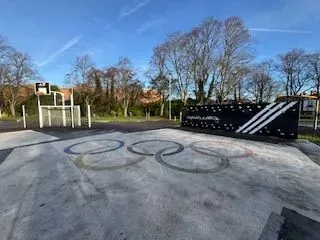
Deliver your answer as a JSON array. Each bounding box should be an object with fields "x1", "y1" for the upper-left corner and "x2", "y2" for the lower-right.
[
  {"x1": 72, "y1": 54, "x2": 98, "y2": 106},
  {"x1": 0, "y1": 36, "x2": 12, "y2": 117},
  {"x1": 306, "y1": 52, "x2": 320, "y2": 129},
  {"x1": 232, "y1": 66, "x2": 250, "y2": 103},
  {"x1": 185, "y1": 17, "x2": 221, "y2": 104},
  {"x1": 103, "y1": 67, "x2": 118, "y2": 109},
  {"x1": 128, "y1": 80, "x2": 143, "y2": 108},
  {"x1": 215, "y1": 17, "x2": 253, "y2": 104},
  {"x1": 116, "y1": 57, "x2": 136, "y2": 117},
  {"x1": 149, "y1": 46, "x2": 170, "y2": 116},
  {"x1": 150, "y1": 73, "x2": 169, "y2": 116},
  {"x1": 73, "y1": 54, "x2": 94, "y2": 85},
  {"x1": 247, "y1": 61, "x2": 278, "y2": 103},
  {"x1": 0, "y1": 63, "x2": 9, "y2": 117},
  {"x1": 162, "y1": 33, "x2": 192, "y2": 105},
  {"x1": 2, "y1": 50, "x2": 35, "y2": 116},
  {"x1": 307, "y1": 52, "x2": 320, "y2": 97},
  {"x1": 278, "y1": 49, "x2": 310, "y2": 96}
]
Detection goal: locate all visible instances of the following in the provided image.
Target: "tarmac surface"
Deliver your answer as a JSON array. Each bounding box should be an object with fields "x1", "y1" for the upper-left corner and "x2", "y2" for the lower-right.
[{"x1": 0, "y1": 128, "x2": 319, "y2": 240}]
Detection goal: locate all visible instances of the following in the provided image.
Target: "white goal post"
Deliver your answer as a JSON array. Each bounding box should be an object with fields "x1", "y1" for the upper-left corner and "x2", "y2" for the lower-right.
[{"x1": 39, "y1": 105, "x2": 81, "y2": 128}]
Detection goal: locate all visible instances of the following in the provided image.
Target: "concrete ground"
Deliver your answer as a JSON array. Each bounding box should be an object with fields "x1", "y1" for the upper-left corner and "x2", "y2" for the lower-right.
[{"x1": 0, "y1": 128, "x2": 319, "y2": 240}]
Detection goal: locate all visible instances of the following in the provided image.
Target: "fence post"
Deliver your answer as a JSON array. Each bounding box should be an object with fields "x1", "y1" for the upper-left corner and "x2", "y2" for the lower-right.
[
  {"x1": 54, "y1": 92, "x2": 57, "y2": 106},
  {"x1": 71, "y1": 106, "x2": 74, "y2": 128},
  {"x1": 77, "y1": 105, "x2": 81, "y2": 127},
  {"x1": 48, "y1": 107, "x2": 52, "y2": 127},
  {"x1": 180, "y1": 112, "x2": 182, "y2": 124},
  {"x1": 314, "y1": 99, "x2": 319, "y2": 130},
  {"x1": 70, "y1": 93, "x2": 74, "y2": 128},
  {"x1": 62, "y1": 95, "x2": 66, "y2": 127},
  {"x1": 22, "y1": 105, "x2": 27, "y2": 128},
  {"x1": 87, "y1": 105, "x2": 91, "y2": 128}
]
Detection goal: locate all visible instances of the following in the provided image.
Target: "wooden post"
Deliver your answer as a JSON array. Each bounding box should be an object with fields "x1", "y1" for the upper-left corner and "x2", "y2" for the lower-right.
[{"x1": 22, "y1": 105, "x2": 27, "y2": 128}]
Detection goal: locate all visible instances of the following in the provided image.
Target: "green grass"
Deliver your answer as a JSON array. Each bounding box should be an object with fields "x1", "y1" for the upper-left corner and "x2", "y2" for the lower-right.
[
  {"x1": 93, "y1": 116, "x2": 177, "y2": 123},
  {"x1": 298, "y1": 133, "x2": 320, "y2": 145},
  {"x1": 300, "y1": 118, "x2": 320, "y2": 123},
  {"x1": 0, "y1": 116, "x2": 22, "y2": 121}
]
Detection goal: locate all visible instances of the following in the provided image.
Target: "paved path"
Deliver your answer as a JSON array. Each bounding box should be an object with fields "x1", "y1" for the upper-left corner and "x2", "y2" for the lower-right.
[{"x1": 0, "y1": 129, "x2": 319, "y2": 240}]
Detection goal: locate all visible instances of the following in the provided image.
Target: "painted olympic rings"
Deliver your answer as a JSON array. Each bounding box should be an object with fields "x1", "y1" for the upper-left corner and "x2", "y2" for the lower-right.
[
  {"x1": 127, "y1": 140, "x2": 184, "y2": 156},
  {"x1": 64, "y1": 139, "x2": 125, "y2": 155},
  {"x1": 65, "y1": 139, "x2": 252, "y2": 173}
]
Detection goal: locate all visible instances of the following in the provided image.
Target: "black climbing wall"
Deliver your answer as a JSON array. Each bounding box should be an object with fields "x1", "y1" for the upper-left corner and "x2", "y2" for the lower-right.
[{"x1": 181, "y1": 103, "x2": 300, "y2": 139}]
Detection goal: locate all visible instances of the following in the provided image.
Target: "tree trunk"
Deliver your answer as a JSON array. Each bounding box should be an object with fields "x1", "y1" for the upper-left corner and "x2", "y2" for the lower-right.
[
  {"x1": 85, "y1": 98, "x2": 90, "y2": 116},
  {"x1": 10, "y1": 102, "x2": 15, "y2": 117},
  {"x1": 182, "y1": 96, "x2": 187, "y2": 106},
  {"x1": 124, "y1": 107, "x2": 128, "y2": 117},
  {"x1": 0, "y1": 108, "x2": 2, "y2": 118},
  {"x1": 238, "y1": 82, "x2": 242, "y2": 102},
  {"x1": 234, "y1": 88, "x2": 237, "y2": 102},
  {"x1": 160, "y1": 102, "x2": 165, "y2": 116},
  {"x1": 259, "y1": 88, "x2": 264, "y2": 104},
  {"x1": 206, "y1": 77, "x2": 215, "y2": 104},
  {"x1": 217, "y1": 94, "x2": 223, "y2": 105},
  {"x1": 198, "y1": 79, "x2": 204, "y2": 105},
  {"x1": 124, "y1": 100, "x2": 129, "y2": 117}
]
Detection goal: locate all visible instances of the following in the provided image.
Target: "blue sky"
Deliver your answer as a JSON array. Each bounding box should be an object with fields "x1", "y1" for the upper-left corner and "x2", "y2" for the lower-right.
[{"x1": 1, "y1": 0, "x2": 320, "y2": 86}]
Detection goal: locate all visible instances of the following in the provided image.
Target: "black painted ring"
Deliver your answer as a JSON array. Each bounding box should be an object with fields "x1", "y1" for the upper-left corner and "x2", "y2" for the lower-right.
[
  {"x1": 189, "y1": 141, "x2": 253, "y2": 159},
  {"x1": 154, "y1": 147, "x2": 230, "y2": 173},
  {"x1": 127, "y1": 140, "x2": 184, "y2": 156},
  {"x1": 74, "y1": 152, "x2": 147, "y2": 171},
  {"x1": 64, "y1": 139, "x2": 125, "y2": 155}
]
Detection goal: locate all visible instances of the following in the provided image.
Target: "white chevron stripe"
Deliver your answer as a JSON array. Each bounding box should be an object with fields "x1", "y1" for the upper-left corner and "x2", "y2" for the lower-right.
[
  {"x1": 236, "y1": 102, "x2": 277, "y2": 133},
  {"x1": 249, "y1": 102, "x2": 297, "y2": 134},
  {"x1": 241, "y1": 102, "x2": 287, "y2": 133}
]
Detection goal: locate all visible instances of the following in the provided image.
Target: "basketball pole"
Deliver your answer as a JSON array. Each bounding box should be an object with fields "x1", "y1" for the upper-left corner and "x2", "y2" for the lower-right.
[{"x1": 37, "y1": 94, "x2": 43, "y2": 128}]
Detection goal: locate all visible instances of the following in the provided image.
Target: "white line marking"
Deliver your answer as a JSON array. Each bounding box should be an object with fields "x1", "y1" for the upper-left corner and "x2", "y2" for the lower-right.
[
  {"x1": 249, "y1": 102, "x2": 297, "y2": 134},
  {"x1": 242, "y1": 102, "x2": 287, "y2": 134},
  {"x1": 236, "y1": 102, "x2": 277, "y2": 133}
]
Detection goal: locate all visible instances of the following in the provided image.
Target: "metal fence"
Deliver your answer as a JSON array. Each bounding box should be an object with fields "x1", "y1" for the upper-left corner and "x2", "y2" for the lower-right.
[
  {"x1": 299, "y1": 114, "x2": 319, "y2": 129},
  {"x1": 0, "y1": 105, "x2": 92, "y2": 131}
]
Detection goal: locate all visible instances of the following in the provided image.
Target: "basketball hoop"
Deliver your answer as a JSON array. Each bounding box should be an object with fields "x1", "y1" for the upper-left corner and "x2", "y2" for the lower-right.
[{"x1": 35, "y1": 82, "x2": 51, "y2": 95}]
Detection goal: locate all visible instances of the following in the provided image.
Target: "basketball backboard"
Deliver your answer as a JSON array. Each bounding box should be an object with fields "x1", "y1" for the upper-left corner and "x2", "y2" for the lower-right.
[{"x1": 35, "y1": 82, "x2": 51, "y2": 95}]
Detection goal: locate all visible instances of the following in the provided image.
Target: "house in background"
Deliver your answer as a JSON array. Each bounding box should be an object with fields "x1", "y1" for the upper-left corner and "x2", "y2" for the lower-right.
[{"x1": 276, "y1": 92, "x2": 319, "y2": 117}]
